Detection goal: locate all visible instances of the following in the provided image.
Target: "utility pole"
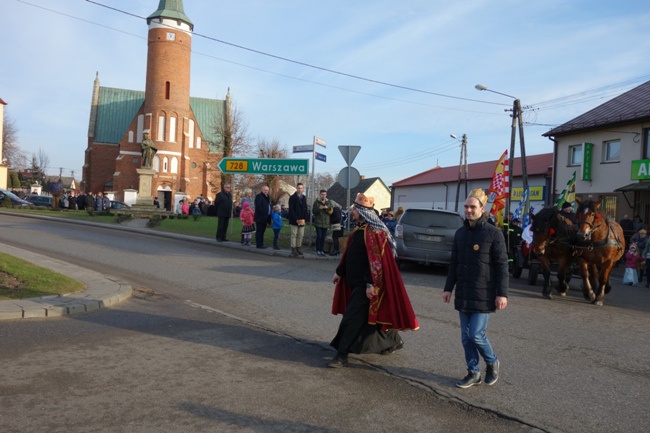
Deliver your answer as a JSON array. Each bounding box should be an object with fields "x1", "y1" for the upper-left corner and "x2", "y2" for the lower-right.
[{"x1": 454, "y1": 134, "x2": 468, "y2": 212}]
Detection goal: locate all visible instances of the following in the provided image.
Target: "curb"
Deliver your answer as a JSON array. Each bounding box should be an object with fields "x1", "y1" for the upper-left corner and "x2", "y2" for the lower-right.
[{"x1": 0, "y1": 243, "x2": 132, "y2": 321}]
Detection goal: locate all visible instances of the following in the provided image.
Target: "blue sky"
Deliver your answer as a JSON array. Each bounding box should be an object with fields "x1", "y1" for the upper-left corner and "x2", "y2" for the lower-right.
[{"x1": 2, "y1": 0, "x2": 650, "y2": 186}]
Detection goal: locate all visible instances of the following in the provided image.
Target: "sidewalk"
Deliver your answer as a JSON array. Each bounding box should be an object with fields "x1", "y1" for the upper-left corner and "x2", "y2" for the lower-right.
[{"x1": 0, "y1": 212, "x2": 339, "y2": 320}]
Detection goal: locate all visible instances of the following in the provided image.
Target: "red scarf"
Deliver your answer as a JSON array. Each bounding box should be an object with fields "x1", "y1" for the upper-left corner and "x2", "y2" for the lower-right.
[{"x1": 332, "y1": 224, "x2": 419, "y2": 331}]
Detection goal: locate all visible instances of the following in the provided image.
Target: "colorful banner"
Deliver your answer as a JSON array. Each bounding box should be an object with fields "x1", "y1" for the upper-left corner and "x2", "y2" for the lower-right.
[
  {"x1": 555, "y1": 171, "x2": 576, "y2": 209},
  {"x1": 513, "y1": 186, "x2": 531, "y2": 228},
  {"x1": 486, "y1": 150, "x2": 509, "y2": 227}
]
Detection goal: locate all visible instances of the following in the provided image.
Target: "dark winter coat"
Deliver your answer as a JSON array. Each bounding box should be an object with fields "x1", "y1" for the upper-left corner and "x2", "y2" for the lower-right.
[
  {"x1": 444, "y1": 214, "x2": 509, "y2": 313},
  {"x1": 214, "y1": 190, "x2": 232, "y2": 218},
  {"x1": 288, "y1": 192, "x2": 308, "y2": 225},
  {"x1": 254, "y1": 192, "x2": 271, "y2": 225}
]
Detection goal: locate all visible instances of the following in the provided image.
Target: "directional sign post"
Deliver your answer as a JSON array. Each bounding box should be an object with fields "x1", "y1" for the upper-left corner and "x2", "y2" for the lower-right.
[{"x1": 218, "y1": 158, "x2": 309, "y2": 175}]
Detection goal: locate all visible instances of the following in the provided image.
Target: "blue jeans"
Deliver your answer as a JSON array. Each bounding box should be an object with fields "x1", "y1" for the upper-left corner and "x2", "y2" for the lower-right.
[
  {"x1": 316, "y1": 227, "x2": 328, "y2": 252},
  {"x1": 459, "y1": 311, "x2": 497, "y2": 373}
]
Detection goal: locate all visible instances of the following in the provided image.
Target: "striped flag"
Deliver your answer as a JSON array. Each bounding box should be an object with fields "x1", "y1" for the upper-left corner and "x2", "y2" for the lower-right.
[
  {"x1": 486, "y1": 150, "x2": 509, "y2": 227},
  {"x1": 555, "y1": 171, "x2": 577, "y2": 209},
  {"x1": 513, "y1": 185, "x2": 531, "y2": 227}
]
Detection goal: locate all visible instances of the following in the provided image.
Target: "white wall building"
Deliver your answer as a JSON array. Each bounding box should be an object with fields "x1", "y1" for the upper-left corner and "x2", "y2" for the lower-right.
[
  {"x1": 544, "y1": 80, "x2": 650, "y2": 222},
  {"x1": 391, "y1": 153, "x2": 553, "y2": 215}
]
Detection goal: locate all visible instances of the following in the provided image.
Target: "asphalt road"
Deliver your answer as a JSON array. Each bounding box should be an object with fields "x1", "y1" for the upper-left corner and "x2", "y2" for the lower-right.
[{"x1": 0, "y1": 214, "x2": 648, "y2": 433}]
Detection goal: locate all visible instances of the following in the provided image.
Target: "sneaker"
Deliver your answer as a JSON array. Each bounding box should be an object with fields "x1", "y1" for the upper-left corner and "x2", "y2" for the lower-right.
[
  {"x1": 326, "y1": 355, "x2": 349, "y2": 368},
  {"x1": 456, "y1": 371, "x2": 482, "y2": 389},
  {"x1": 485, "y1": 360, "x2": 500, "y2": 386}
]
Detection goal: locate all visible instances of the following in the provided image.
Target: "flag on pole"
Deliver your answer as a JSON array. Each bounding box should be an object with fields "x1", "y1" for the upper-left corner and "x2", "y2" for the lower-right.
[
  {"x1": 555, "y1": 171, "x2": 577, "y2": 209},
  {"x1": 486, "y1": 150, "x2": 509, "y2": 227},
  {"x1": 513, "y1": 185, "x2": 531, "y2": 227}
]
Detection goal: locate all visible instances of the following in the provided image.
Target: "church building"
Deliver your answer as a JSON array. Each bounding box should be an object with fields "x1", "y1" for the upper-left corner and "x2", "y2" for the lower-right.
[{"x1": 82, "y1": 0, "x2": 228, "y2": 209}]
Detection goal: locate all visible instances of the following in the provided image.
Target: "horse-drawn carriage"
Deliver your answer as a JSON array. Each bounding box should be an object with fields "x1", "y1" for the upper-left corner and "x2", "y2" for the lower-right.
[
  {"x1": 527, "y1": 199, "x2": 625, "y2": 306},
  {"x1": 510, "y1": 238, "x2": 575, "y2": 287}
]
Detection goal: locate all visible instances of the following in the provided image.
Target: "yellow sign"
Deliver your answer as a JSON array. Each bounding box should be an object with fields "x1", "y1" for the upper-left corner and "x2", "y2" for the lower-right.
[
  {"x1": 225, "y1": 160, "x2": 249, "y2": 172},
  {"x1": 511, "y1": 186, "x2": 544, "y2": 201}
]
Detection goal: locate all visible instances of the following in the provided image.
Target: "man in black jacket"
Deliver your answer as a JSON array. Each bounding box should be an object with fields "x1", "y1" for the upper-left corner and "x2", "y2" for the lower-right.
[
  {"x1": 214, "y1": 184, "x2": 232, "y2": 242},
  {"x1": 288, "y1": 183, "x2": 308, "y2": 257},
  {"x1": 443, "y1": 188, "x2": 508, "y2": 389},
  {"x1": 254, "y1": 185, "x2": 271, "y2": 249}
]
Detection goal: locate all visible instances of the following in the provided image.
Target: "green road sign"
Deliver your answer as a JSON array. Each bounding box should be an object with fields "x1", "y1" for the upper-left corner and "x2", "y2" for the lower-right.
[{"x1": 218, "y1": 158, "x2": 309, "y2": 175}]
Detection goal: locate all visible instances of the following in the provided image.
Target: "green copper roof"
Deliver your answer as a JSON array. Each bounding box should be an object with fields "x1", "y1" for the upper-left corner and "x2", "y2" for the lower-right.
[
  {"x1": 93, "y1": 87, "x2": 224, "y2": 152},
  {"x1": 147, "y1": 0, "x2": 193, "y2": 26}
]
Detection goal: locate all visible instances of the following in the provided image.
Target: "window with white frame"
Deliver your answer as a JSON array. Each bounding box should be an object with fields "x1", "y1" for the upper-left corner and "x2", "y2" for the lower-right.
[
  {"x1": 158, "y1": 115, "x2": 166, "y2": 141},
  {"x1": 188, "y1": 119, "x2": 195, "y2": 148},
  {"x1": 153, "y1": 156, "x2": 160, "y2": 172},
  {"x1": 163, "y1": 157, "x2": 169, "y2": 172},
  {"x1": 196, "y1": 136, "x2": 201, "y2": 149},
  {"x1": 171, "y1": 157, "x2": 178, "y2": 173},
  {"x1": 169, "y1": 116, "x2": 177, "y2": 142},
  {"x1": 603, "y1": 140, "x2": 620, "y2": 163},
  {"x1": 569, "y1": 145, "x2": 582, "y2": 166}
]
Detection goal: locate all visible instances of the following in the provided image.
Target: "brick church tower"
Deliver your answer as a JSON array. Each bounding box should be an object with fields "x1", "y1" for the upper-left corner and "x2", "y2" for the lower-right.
[{"x1": 84, "y1": 0, "x2": 227, "y2": 208}]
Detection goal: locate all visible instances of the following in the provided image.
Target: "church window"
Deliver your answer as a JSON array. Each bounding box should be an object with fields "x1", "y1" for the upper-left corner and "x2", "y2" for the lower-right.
[
  {"x1": 163, "y1": 157, "x2": 169, "y2": 172},
  {"x1": 196, "y1": 137, "x2": 202, "y2": 149},
  {"x1": 188, "y1": 119, "x2": 195, "y2": 148},
  {"x1": 153, "y1": 156, "x2": 160, "y2": 172},
  {"x1": 171, "y1": 157, "x2": 179, "y2": 173},
  {"x1": 128, "y1": 131, "x2": 134, "y2": 143},
  {"x1": 158, "y1": 115, "x2": 166, "y2": 141},
  {"x1": 137, "y1": 115, "x2": 144, "y2": 142},
  {"x1": 169, "y1": 116, "x2": 177, "y2": 142},
  {"x1": 165, "y1": 81, "x2": 170, "y2": 100}
]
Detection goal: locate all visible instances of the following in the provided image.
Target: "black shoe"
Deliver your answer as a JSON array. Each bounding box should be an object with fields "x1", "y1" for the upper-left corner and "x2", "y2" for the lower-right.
[
  {"x1": 456, "y1": 371, "x2": 482, "y2": 389},
  {"x1": 485, "y1": 360, "x2": 499, "y2": 386},
  {"x1": 380, "y1": 340, "x2": 404, "y2": 355},
  {"x1": 327, "y1": 355, "x2": 349, "y2": 368},
  {"x1": 256, "y1": 245, "x2": 268, "y2": 249}
]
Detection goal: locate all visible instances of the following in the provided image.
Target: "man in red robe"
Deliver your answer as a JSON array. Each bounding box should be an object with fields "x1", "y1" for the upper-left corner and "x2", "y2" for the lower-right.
[{"x1": 328, "y1": 193, "x2": 419, "y2": 368}]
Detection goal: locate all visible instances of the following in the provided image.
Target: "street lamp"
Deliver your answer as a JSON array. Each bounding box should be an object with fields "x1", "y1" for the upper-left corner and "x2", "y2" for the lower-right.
[
  {"x1": 451, "y1": 134, "x2": 468, "y2": 212},
  {"x1": 475, "y1": 84, "x2": 529, "y2": 224},
  {"x1": 476, "y1": 84, "x2": 529, "y2": 253}
]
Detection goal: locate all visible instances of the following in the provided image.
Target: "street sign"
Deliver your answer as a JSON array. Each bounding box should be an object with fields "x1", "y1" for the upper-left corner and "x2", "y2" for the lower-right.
[
  {"x1": 314, "y1": 136, "x2": 327, "y2": 148},
  {"x1": 338, "y1": 167, "x2": 360, "y2": 189},
  {"x1": 315, "y1": 152, "x2": 327, "y2": 162},
  {"x1": 218, "y1": 158, "x2": 309, "y2": 175},
  {"x1": 293, "y1": 145, "x2": 314, "y2": 153},
  {"x1": 338, "y1": 145, "x2": 361, "y2": 165}
]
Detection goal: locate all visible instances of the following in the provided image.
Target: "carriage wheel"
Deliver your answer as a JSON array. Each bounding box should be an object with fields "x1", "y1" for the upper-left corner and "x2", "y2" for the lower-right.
[{"x1": 528, "y1": 263, "x2": 540, "y2": 285}]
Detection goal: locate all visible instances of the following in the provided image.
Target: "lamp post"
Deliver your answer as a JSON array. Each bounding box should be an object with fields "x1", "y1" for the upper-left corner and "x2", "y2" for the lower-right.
[
  {"x1": 451, "y1": 134, "x2": 468, "y2": 212},
  {"x1": 475, "y1": 84, "x2": 529, "y2": 222},
  {"x1": 476, "y1": 84, "x2": 530, "y2": 257}
]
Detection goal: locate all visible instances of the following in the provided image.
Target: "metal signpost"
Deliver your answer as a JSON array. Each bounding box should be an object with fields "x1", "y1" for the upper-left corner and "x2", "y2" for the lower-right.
[{"x1": 338, "y1": 145, "x2": 361, "y2": 230}]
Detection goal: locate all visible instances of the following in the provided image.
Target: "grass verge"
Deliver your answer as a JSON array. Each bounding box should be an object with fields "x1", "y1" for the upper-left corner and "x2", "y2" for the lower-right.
[{"x1": 0, "y1": 252, "x2": 85, "y2": 300}]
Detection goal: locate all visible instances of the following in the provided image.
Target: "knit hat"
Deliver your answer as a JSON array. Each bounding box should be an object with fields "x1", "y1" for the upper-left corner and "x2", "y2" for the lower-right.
[
  {"x1": 242, "y1": 201, "x2": 250, "y2": 209},
  {"x1": 561, "y1": 202, "x2": 572, "y2": 210}
]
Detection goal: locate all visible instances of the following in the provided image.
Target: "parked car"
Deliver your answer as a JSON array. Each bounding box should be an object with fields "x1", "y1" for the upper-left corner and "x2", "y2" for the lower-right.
[
  {"x1": 0, "y1": 189, "x2": 30, "y2": 207},
  {"x1": 110, "y1": 201, "x2": 131, "y2": 210},
  {"x1": 394, "y1": 208, "x2": 463, "y2": 268},
  {"x1": 24, "y1": 194, "x2": 54, "y2": 208}
]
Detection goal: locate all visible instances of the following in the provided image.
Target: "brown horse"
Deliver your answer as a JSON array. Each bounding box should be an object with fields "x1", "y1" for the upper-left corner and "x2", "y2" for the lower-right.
[
  {"x1": 530, "y1": 206, "x2": 580, "y2": 299},
  {"x1": 574, "y1": 198, "x2": 625, "y2": 306}
]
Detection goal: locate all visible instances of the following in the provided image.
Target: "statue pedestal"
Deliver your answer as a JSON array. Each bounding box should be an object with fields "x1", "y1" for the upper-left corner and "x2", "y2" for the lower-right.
[{"x1": 133, "y1": 167, "x2": 157, "y2": 210}]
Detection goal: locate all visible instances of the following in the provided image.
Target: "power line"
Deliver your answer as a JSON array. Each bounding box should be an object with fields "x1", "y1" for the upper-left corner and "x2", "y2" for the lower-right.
[{"x1": 83, "y1": 0, "x2": 507, "y2": 106}]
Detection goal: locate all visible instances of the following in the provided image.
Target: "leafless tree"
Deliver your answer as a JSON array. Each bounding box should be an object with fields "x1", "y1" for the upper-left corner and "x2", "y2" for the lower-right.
[
  {"x1": 34, "y1": 147, "x2": 50, "y2": 177},
  {"x1": 2, "y1": 113, "x2": 26, "y2": 168},
  {"x1": 257, "y1": 139, "x2": 290, "y2": 203},
  {"x1": 212, "y1": 98, "x2": 253, "y2": 191}
]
